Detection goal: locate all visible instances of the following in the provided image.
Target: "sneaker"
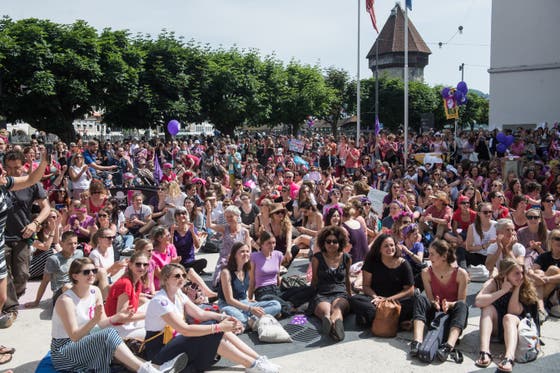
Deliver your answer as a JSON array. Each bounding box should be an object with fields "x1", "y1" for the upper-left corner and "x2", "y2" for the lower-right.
[
  {"x1": 538, "y1": 308, "x2": 549, "y2": 325},
  {"x1": 0, "y1": 312, "x2": 17, "y2": 329},
  {"x1": 120, "y1": 248, "x2": 135, "y2": 257},
  {"x1": 409, "y1": 340, "x2": 421, "y2": 357},
  {"x1": 256, "y1": 356, "x2": 280, "y2": 370},
  {"x1": 246, "y1": 357, "x2": 279, "y2": 373},
  {"x1": 159, "y1": 353, "x2": 189, "y2": 373},
  {"x1": 437, "y1": 343, "x2": 453, "y2": 362}
]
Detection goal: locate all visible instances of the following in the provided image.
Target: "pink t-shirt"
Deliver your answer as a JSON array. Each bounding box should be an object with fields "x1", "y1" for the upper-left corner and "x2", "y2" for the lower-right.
[
  {"x1": 250, "y1": 250, "x2": 283, "y2": 289},
  {"x1": 151, "y1": 243, "x2": 178, "y2": 290}
]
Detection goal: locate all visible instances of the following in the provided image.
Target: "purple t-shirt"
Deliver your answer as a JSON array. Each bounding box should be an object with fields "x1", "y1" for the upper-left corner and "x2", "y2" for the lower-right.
[{"x1": 250, "y1": 250, "x2": 283, "y2": 289}]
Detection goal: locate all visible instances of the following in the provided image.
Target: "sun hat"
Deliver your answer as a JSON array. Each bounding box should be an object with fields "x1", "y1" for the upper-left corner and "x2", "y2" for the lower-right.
[{"x1": 269, "y1": 203, "x2": 287, "y2": 215}]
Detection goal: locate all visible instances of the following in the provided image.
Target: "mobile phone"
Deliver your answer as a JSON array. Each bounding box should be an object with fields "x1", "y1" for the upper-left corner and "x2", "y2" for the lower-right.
[{"x1": 55, "y1": 203, "x2": 65, "y2": 211}]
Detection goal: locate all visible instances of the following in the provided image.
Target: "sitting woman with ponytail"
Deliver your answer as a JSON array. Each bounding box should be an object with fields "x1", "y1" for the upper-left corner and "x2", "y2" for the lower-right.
[
  {"x1": 474, "y1": 257, "x2": 539, "y2": 371},
  {"x1": 409, "y1": 239, "x2": 469, "y2": 361}
]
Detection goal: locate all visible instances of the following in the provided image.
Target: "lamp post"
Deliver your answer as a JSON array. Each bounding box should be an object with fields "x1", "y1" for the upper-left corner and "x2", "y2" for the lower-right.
[{"x1": 459, "y1": 63, "x2": 465, "y2": 81}]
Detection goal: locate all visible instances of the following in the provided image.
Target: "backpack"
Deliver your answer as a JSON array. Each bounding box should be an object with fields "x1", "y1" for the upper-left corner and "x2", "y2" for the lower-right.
[
  {"x1": 515, "y1": 314, "x2": 541, "y2": 363},
  {"x1": 418, "y1": 312, "x2": 449, "y2": 363}
]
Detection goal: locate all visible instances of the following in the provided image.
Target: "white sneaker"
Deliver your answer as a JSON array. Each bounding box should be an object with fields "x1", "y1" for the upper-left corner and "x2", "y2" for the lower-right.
[
  {"x1": 257, "y1": 356, "x2": 281, "y2": 370},
  {"x1": 159, "y1": 353, "x2": 189, "y2": 373},
  {"x1": 138, "y1": 361, "x2": 159, "y2": 373},
  {"x1": 246, "y1": 357, "x2": 279, "y2": 373}
]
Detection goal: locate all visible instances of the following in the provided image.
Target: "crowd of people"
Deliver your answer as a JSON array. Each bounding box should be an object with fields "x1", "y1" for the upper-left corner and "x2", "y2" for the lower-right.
[{"x1": 0, "y1": 124, "x2": 560, "y2": 372}]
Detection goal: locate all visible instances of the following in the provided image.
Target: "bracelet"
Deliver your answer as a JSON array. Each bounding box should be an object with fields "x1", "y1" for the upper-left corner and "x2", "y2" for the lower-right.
[
  {"x1": 211, "y1": 324, "x2": 215, "y2": 334},
  {"x1": 33, "y1": 220, "x2": 41, "y2": 228},
  {"x1": 215, "y1": 323, "x2": 221, "y2": 334}
]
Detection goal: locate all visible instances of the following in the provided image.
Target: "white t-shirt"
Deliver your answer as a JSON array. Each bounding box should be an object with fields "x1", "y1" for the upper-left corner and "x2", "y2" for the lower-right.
[
  {"x1": 89, "y1": 247, "x2": 115, "y2": 269},
  {"x1": 145, "y1": 289, "x2": 187, "y2": 332},
  {"x1": 124, "y1": 204, "x2": 152, "y2": 222},
  {"x1": 486, "y1": 242, "x2": 526, "y2": 268},
  {"x1": 70, "y1": 165, "x2": 91, "y2": 190}
]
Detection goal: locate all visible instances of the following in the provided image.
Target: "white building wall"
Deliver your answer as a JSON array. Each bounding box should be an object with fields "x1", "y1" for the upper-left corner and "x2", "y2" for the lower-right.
[{"x1": 489, "y1": 0, "x2": 560, "y2": 129}]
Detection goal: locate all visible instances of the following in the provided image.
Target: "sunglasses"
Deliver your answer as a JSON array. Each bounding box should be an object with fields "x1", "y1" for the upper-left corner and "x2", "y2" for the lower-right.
[
  {"x1": 460, "y1": 202, "x2": 470, "y2": 205},
  {"x1": 81, "y1": 268, "x2": 98, "y2": 276},
  {"x1": 552, "y1": 237, "x2": 560, "y2": 242},
  {"x1": 481, "y1": 211, "x2": 492, "y2": 215},
  {"x1": 545, "y1": 199, "x2": 555, "y2": 203},
  {"x1": 103, "y1": 236, "x2": 115, "y2": 240},
  {"x1": 527, "y1": 215, "x2": 540, "y2": 220},
  {"x1": 325, "y1": 239, "x2": 339, "y2": 245},
  {"x1": 175, "y1": 212, "x2": 187, "y2": 216},
  {"x1": 98, "y1": 214, "x2": 108, "y2": 218},
  {"x1": 134, "y1": 262, "x2": 149, "y2": 268},
  {"x1": 364, "y1": 202, "x2": 371, "y2": 205},
  {"x1": 173, "y1": 273, "x2": 188, "y2": 279}
]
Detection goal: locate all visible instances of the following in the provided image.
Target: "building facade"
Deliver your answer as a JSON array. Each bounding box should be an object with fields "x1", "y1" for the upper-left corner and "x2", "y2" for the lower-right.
[{"x1": 489, "y1": 0, "x2": 560, "y2": 130}]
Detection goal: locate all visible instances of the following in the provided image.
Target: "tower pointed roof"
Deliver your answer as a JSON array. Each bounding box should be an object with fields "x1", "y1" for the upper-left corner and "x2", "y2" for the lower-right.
[{"x1": 366, "y1": 4, "x2": 431, "y2": 59}]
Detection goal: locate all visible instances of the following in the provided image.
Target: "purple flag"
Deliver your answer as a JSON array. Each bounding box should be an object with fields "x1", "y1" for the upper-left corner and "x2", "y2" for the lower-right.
[
  {"x1": 154, "y1": 153, "x2": 163, "y2": 184},
  {"x1": 375, "y1": 115, "x2": 380, "y2": 136}
]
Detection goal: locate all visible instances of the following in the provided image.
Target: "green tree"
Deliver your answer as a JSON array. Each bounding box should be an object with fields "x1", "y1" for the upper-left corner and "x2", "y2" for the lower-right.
[
  {"x1": 273, "y1": 61, "x2": 334, "y2": 135},
  {"x1": 323, "y1": 67, "x2": 352, "y2": 138},
  {"x1": 0, "y1": 17, "x2": 102, "y2": 142}
]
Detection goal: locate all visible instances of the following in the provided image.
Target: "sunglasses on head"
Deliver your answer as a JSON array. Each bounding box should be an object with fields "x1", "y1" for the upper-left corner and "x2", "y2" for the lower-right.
[{"x1": 81, "y1": 268, "x2": 98, "y2": 276}]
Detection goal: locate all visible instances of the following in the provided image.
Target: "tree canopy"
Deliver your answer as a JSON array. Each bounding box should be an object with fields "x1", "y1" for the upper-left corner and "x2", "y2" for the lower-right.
[{"x1": 0, "y1": 16, "x2": 489, "y2": 140}]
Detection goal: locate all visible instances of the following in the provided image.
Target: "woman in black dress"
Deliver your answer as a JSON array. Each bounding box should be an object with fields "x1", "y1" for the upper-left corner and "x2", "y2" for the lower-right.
[{"x1": 310, "y1": 226, "x2": 351, "y2": 342}]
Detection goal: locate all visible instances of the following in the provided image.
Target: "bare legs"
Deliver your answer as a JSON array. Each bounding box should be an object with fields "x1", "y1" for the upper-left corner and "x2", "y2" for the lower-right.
[
  {"x1": 216, "y1": 332, "x2": 259, "y2": 368},
  {"x1": 477, "y1": 305, "x2": 498, "y2": 365},
  {"x1": 187, "y1": 268, "x2": 217, "y2": 298}
]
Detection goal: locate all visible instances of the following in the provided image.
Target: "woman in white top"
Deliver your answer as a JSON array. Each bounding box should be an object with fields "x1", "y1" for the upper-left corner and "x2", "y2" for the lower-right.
[
  {"x1": 50, "y1": 257, "x2": 187, "y2": 373},
  {"x1": 485, "y1": 218, "x2": 526, "y2": 274},
  {"x1": 457, "y1": 202, "x2": 497, "y2": 270},
  {"x1": 143, "y1": 263, "x2": 279, "y2": 373},
  {"x1": 68, "y1": 153, "x2": 91, "y2": 200}
]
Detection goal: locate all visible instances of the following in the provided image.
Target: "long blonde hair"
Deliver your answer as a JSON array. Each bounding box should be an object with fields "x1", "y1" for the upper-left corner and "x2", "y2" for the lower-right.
[
  {"x1": 496, "y1": 258, "x2": 538, "y2": 305},
  {"x1": 167, "y1": 181, "x2": 182, "y2": 198}
]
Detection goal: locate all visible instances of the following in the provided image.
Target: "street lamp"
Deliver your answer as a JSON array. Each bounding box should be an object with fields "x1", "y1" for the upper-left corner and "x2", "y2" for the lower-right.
[{"x1": 459, "y1": 63, "x2": 465, "y2": 81}]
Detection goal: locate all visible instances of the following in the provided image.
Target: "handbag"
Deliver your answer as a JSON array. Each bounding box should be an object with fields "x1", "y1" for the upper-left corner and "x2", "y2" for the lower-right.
[
  {"x1": 137, "y1": 325, "x2": 175, "y2": 355},
  {"x1": 371, "y1": 299, "x2": 401, "y2": 338},
  {"x1": 515, "y1": 313, "x2": 540, "y2": 363},
  {"x1": 418, "y1": 312, "x2": 450, "y2": 363}
]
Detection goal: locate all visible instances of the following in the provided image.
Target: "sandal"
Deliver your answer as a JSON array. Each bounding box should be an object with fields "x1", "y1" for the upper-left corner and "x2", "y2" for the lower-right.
[
  {"x1": 497, "y1": 357, "x2": 514, "y2": 372},
  {"x1": 330, "y1": 319, "x2": 345, "y2": 342},
  {"x1": 0, "y1": 352, "x2": 13, "y2": 365},
  {"x1": 0, "y1": 346, "x2": 15, "y2": 355},
  {"x1": 474, "y1": 351, "x2": 492, "y2": 368}
]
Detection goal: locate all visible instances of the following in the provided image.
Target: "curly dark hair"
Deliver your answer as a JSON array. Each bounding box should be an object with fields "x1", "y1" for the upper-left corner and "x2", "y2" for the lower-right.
[{"x1": 316, "y1": 226, "x2": 348, "y2": 253}]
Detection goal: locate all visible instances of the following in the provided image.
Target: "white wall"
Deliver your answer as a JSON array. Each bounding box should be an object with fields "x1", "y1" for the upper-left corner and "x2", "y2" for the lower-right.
[{"x1": 489, "y1": 0, "x2": 560, "y2": 129}]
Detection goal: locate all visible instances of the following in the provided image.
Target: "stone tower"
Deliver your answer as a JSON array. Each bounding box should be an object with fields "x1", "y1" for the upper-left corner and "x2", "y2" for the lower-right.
[{"x1": 366, "y1": 3, "x2": 431, "y2": 82}]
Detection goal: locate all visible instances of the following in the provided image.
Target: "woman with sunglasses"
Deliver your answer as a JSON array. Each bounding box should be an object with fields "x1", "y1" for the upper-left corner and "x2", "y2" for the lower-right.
[
  {"x1": 51, "y1": 258, "x2": 188, "y2": 373},
  {"x1": 458, "y1": 202, "x2": 497, "y2": 270},
  {"x1": 293, "y1": 200, "x2": 324, "y2": 257},
  {"x1": 266, "y1": 203, "x2": 297, "y2": 267},
  {"x1": 484, "y1": 219, "x2": 526, "y2": 274},
  {"x1": 474, "y1": 258, "x2": 539, "y2": 371},
  {"x1": 517, "y1": 208, "x2": 548, "y2": 269},
  {"x1": 310, "y1": 226, "x2": 351, "y2": 342},
  {"x1": 541, "y1": 193, "x2": 560, "y2": 230},
  {"x1": 105, "y1": 252, "x2": 150, "y2": 338},
  {"x1": 145, "y1": 263, "x2": 279, "y2": 373}
]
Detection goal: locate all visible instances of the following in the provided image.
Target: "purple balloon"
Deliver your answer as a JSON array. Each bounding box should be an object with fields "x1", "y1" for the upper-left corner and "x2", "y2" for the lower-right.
[
  {"x1": 167, "y1": 120, "x2": 180, "y2": 136},
  {"x1": 496, "y1": 143, "x2": 507, "y2": 153},
  {"x1": 496, "y1": 132, "x2": 507, "y2": 144},
  {"x1": 454, "y1": 90, "x2": 464, "y2": 103},
  {"x1": 441, "y1": 87, "x2": 450, "y2": 98},
  {"x1": 457, "y1": 81, "x2": 468, "y2": 94},
  {"x1": 458, "y1": 93, "x2": 468, "y2": 106},
  {"x1": 505, "y1": 135, "x2": 514, "y2": 147}
]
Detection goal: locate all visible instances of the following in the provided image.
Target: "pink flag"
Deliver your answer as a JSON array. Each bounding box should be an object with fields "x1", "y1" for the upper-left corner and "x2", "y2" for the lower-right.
[{"x1": 366, "y1": 0, "x2": 379, "y2": 33}]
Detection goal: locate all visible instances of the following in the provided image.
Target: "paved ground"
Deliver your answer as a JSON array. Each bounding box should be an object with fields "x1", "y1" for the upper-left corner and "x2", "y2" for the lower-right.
[{"x1": 2, "y1": 252, "x2": 560, "y2": 373}]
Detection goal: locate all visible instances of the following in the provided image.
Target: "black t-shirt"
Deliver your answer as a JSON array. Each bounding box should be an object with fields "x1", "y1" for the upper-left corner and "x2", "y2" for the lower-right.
[
  {"x1": 535, "y1": 252, "x2": 560, "y2": 272},
  {"x1": 362, "y1": 258, "x2": 414, "y2": 297},
  {"x1": 6, "y1": 183, "x2": 47, "y2": 241}
]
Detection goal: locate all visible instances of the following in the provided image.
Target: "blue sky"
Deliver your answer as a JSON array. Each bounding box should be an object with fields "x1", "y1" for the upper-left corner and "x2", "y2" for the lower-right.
[{"x1": 2, "y1": 0, "x2": 491, "y2": 92}]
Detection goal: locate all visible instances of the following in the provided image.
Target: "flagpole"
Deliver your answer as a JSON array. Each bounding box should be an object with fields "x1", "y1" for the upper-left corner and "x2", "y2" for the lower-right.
[
  {"x1": 403, "y1": 4, "x2": 409, "y2": 170},
  {"x1": 356, "y1": 0, "x2": 361, "y2": 144}
]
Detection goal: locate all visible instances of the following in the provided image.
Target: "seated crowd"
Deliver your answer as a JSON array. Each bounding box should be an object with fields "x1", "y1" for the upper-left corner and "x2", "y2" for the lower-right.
[{"x1": 1, "y1": 127, "x2": 560, "y2": 373}]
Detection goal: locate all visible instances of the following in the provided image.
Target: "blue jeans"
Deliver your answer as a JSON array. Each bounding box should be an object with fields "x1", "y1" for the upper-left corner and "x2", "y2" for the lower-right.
[{"x1": 218, "y1": 298, "x2": 281, "y2": 327}]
